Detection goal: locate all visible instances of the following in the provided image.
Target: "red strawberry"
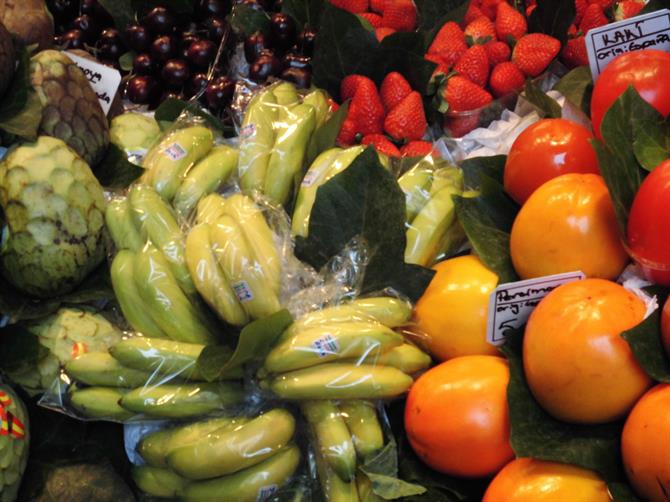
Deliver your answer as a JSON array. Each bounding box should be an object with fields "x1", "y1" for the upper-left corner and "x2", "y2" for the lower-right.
[
  {"x1": 454, "y1": 44, "x2": 489, "y2": 87},
  {"x1": 464, "y1": 3, "x2": 485, "y2": 25},
  {"x1": 464, "y1": 16, "x2": 497, "y2": 44},
  {"x1": 361, "y1": 134, "x2": 401, "y2": 157},
  {"x1": 382, "y1": 0, "x2": 417, "y2": 32},
  {"x1": 375, "y1": 27, "x2": 396, "y2": 41},
  {"x1": 480, "y1": 0, "x2": 504, "y2": 19},
  {"x1": 561, "y1": 36, "x2": 589, "y2": 67},
  {"x1": 428, "y1": 22, "x2": 468, "y2": 67},
  {"x1": 380, "y1": 72, "x2": 413, "y2": 112},
  {"x1": 489, "y1": 61, "x2": 525, "y2": 97},
  {"x1": 384, "y1": 91, "x2": 427, "y2": 141},
  {"x1": 359, "y1": 12, "x2": 383, "y2": 27},
  {"x1": 400, "y1": 140, "x2": 435, "y2": 157},
  {"x1": 567, "y1": 23, "x2": 578, "y2": 36},
  {"x1": 526, "y1": 4, "x2": 536, "y2": 16},
  {"x1": 484, "y1": 40, "x2": 511, "y2": 65},
  {"x1": 443, "y1": 75, "x2": 493, "y2": 112},
  {"x1": 444, "y1": 112, "x2": 481, "y2": 137},
  {"x1": 589, "y1": 0, "x2": 614, "y2": 9},
  {"x1": 370, "y1": 0, "x2": 386, "y2": 13},
  {"x1": 330, "y1": 0, "x2": 369, "y2": 14},
  {"x1": 341, "y1": 74, "x2": 371, "y2": 101},
  {"x1": 575, "y1": 0, "x2": 589, "y2": 23},
  {"x1": 512, "y1": 33, "x2": 561, "y2": 77},
  {"x1": 495, "y1": 2, "x2": 527, "y2": 41},
  {"x1": 614, "y1": 0, "x2": 645, "y2": 21},
  {"x1": 349, "y1": 79, "x2": 385, "y2": 135},
  {"x1": 337, "y1": 118, "x2": 357, "y2": 146},
  {"x1": 580, "y1": 3, "x2": 608, "y2": 33}
]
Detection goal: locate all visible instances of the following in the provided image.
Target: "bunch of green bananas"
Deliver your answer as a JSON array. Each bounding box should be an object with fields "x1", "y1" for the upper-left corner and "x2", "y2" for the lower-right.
[
  {"x1": 106, "y1": 184, "x2": 217, "y2": 344},
  {"x1": 260, "y1": 297, "x2": 431, "y2": 400},
  {"x1": 185, "y1": 192, "x2": 282, "y2": 326},
  {"x1": 140, "y1": 123, "x2": 238, "y2": 218},
  {"x1": 65, "y1": 337, "x2": 243, "y2": 421},
  {"x1": 132, "y1": 408, "x2": 300, "y2": 501},
  {"x1": 238, "y1": 82, "x2": 332, "y2": 207},
  {"x1": 400, "y1": 161, "x2": 470, "y2": 267}
]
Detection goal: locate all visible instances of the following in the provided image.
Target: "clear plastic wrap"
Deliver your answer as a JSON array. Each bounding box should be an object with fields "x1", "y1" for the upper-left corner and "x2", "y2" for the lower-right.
[{"x1": 108, "y1": 112, "x2": 161, "y2": 165}]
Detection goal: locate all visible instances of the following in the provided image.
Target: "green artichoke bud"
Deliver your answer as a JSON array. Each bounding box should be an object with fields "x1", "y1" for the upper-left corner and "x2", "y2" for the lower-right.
[
  {"x1": 0, "y1": 382, "x2": 29, "y2": 502},
  {"x1": 0, "y1": 20, "x2": 14, "y2": 100},
  {"x1": 30, "y1": 50, "x2": 110, "y2": 166},
  {"x1": 109, "y1": 112, "x2": 160, "y2": 155},
  {"x1": 0, "y1": 136, "x2": 106, "y2": 298}
]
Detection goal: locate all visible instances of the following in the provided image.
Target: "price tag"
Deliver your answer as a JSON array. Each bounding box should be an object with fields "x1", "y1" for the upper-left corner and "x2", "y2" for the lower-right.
[
  {"x1": 66, "y1": 51, "x2": 122, "y2": 115},
  {"x1": 586, "y1": 9, "x2": 670, "y2": 80},
  {"x1": 486, "y1": 271, "x2": 585, "y2": 346}
]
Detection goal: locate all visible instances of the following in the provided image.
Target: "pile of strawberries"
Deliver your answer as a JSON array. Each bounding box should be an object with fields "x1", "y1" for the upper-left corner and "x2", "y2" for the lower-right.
[
  {"x1": 329, "y1": 0, "x2": 418, "y2": 42},
  {"x1": 336, "y1": 72, "x2": 433, "y2": 158}
]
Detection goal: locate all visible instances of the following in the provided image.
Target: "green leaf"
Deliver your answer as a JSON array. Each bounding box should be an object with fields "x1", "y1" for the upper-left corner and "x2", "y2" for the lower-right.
[
  {"x1": 93, "y1": 144, "x2": 144, "y2": 189},
  {"x1": 359, "y1": 441, "x2": 427, "y2": 499},
  {"x1": 282, "y1": 0, "x2": 325, "y2": 27},
  {"x1": 131, "y1": 0, "x2": 193, "y2": 14},
  {"x1": 153, "y1": 97, "x2": 226, "y2": 132},
  {"x1": 231, "y1": 3, "x2": 271, "y2": 37},
  {"x1": 0, "y1": 47, "x2": 43, "y2": 140},
  {"x1": 59, "y1": 264, "x2": 114, "y2": 304},
  {"x1": 640, "y1": 0, "x2": 670, "y2": 14},
  {"x1": 632, "y1": 117, "x2": 670, "y2": 171},
  {"x1": 197, "y1": 309, "x2": 293, "y2": 381},
  {"x1": 0, "y1": 325, "x2": 47, "y2": 373},
  {"x1": 553, "y1": 66, "x2": 593, "y2": 116},
  {"x1": 608, "y1": 482, "x2": 643, "y2": 502},
  {"x1": 417, "y1": 0, "x2": 469, "y2": 41},
  {"x1": 118, "y1": 51, "x2": 135, "y2": 72},
  {"x1": 306, "y1": 101, "x2": 349, "y2": 167},
  {"x1": 461, "y1": 155, "x2": 507, "y2": 188},
  {"x1": 528, "y1": 0, "x2": 576, "y2": 44},
  {"x1": 378, "y1": 32, "x2": 439, "y2": 95},
  {"x1": 98, "y1": 0, "x2": 135, "y2": 30},
  {"x1": 523, "y1": 79, "x2": 562, "y2": 119}
]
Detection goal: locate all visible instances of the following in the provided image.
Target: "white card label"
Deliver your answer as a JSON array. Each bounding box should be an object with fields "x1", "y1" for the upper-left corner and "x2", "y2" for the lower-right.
[
  {"x1": 585, "y1": 9, "x2": 670, "y2": 80},
  {"x1": 486, "y1": 271, "x2": 586, "y2": 346},
  {"x1": 66, "y1": 51, "x2": 122, "y2": 115}
]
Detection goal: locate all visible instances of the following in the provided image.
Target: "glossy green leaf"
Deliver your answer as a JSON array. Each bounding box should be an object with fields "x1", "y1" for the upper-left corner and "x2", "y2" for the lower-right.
[
  {"x1": 553, "y1": 66, "x2": 593, "y2": 116},
  {"x1": 305, "y1": 101, "x2": 349, "y2": 167},
  {"x1": 93, "y1": 144, "x2": 144, "y2": 189},
  {"x1": 523, "y1": 79, "x2": 562, "y2": 119},
  {"x1": 231, "y1": 3, "x2": 271, "y2": 37},
  {"x1": 461, "y1": 155, "x2": 507, "y2": 188},
  {"x1": 632, "y1": 117, "x2": 670, "y2": 171}
]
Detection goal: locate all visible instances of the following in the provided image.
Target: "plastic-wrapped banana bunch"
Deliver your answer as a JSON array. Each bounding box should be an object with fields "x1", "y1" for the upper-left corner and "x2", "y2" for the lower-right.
[
  {"x1": 132, "y1": 408, "x2": 301, "y2": 501},
  {"x1": 185, "y1": 192, "x2": 282, "y2": 326},
  {"x1": 140, "y1": 121, "x2": 238, "y2": 218},
  {"x1": 400, "y1": 160, "x2": 470, "y2": 267},
  {"x1": 260, "y1": 297, "x2": 431, "y2": 400},
  {"x1": 106, "y1": 184, "x2": 217, "y2": 345},
  {"x1": 65, "y1": 338, "x2": 243, "y2": 421},
  {"x1": 238, "y1": 82, "x2": 332, "y2": 207}
]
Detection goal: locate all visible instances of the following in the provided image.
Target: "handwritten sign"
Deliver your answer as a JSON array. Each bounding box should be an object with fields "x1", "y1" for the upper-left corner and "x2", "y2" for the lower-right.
[
  {"x1": 66, "y1": 51, "x2": 122, "y2": 115},
  {"x1": 486, "y1": 271, "x2": 585, "y2": 346},
  {"x1": 586, "y1": 9, "x2": 670, "y2": 80}
]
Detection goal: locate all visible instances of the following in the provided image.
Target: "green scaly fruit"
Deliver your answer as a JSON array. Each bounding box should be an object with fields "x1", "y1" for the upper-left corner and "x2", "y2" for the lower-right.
[
  {"x1": 314, "y1": 443, "x2": 359, "y2": 502},
  {"x1": 0, "y1": 136, "x2": 106, "y2": 298},
  {"x1": 131, "y1": 465, "x2": 188, "y2": 499},
  {"x1": 185, "y1": 223, "x2": 249, "y2": 327},
  {"x1": 120, "y1": 382, "x2": 244, "y2": 418},
  {"x1": 195, "y1": 193, "x2": 226, "y2": 225},
  {"x1": 301, "y1": 401, "x2": 356, "y2": 482},
  {"x1": 65, "y1": 352, "x2": 152, "y2": 388},
  {"x1": 30, "y1": 51, "x2": 109, "y2": 166},
  {"x1": 271, "y1": 81, "x2": 299, "y2": 106},
  {"x1": 356, "y1": 474, "x2": 383, "y2": 502},
  {"x1": 265, "y1": 321, "x2": 404, "y2": 373},
  {"x1": 173, "y1": 145, "x2": 239, "y2": 218},
  {"x1": 351, "y1": 343, "x2": 431, "y2": 374},
  {"x1": 0, "y1": 21, "x2": 14, "y2": 100},
  {"x1": 109, "y1": 112, "x2": 161, "y2": 155},
  {"x1": 398, "y1": 162, "x2": 433, "y2": 223},
  {"x1": 338, "y1": 401, "x2": 384, "y2": 460},
  {"x1": 142, "y1": 125, "x2": 214, "y2": 201},
  {"x1": 238, "y1": 89, "x2": 278, "y2": 192},
  {"x1": 104, "y1": 198, "x2": 143, "y2": 252},
  {"x1": 303, "y1": 89, "x2": 331, "y2": 127},
  {"x1": 267, "y1": 363, "x2": 413, "y2": 400},
  {"x1": 0, "y1": 382, "x2": 29, "y2": 502},
  {"x1": 168, "y1": 409, "x2": 295, "y2": 480},
  {"x1": 181, "y1": 444, "x2": 300, "y2": 502},
  {"x1": 69, "y1": 387, "x2": 134, "y2": 421}
]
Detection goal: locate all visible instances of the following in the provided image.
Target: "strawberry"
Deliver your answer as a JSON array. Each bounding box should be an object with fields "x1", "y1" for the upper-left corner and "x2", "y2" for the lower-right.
[
  {"x1": 464, "y1": 3, "x2": 485, "y2": 25},
  {"x1": 361, "y1": 134, "x2": 401, "y2": 157},
  {"x1": 382, "y1": 0, "x2": 417, "y2": 32},
  {"x1": 579, "y1": 3, "x2": 608, "y2": 33},
  {"x1": 380, "y1": 71, "x2": 413, "y2": 112},
  {"x1": 489, "y1": 61, "x2": 525, "y2": 97},
  {"x1": 464, "y1": 16, "x2": 497, "y2": 44},
  {"x1": 359, "y1": 12, "x2": 383, "y2": 27},
  {"x1": 337, "y1": 118, "x2": 357, "y2": 146},
  {"x1": 444, "y1": 113, "x2": 481, "y2": 137},
  {"x1": 561, "y1": 36, "x2": 589, "y2": 67},
  {"x1": 589, "y1": 0, "x2": 614, "y2": 9},
  {"x1": 512, "y1": 33, "x2": 561, "y2": 77},
  {"x1": 614, "y1": 0, "x2": 645, "y2": 21},
  {"x1": 375, "y1": 27, "x2": 396, "y2": 41},
  {"x1": 443, "y1": 75, "x2": 493, "y2": 112},
  {"x1": 341, "y1": 74, "x2": 370, "y2": 101},
  {"x1": 495, "y1": 2, "x2": 527, "y2": 41},
  {"x1": 384, "y1": 91, "x2": 427, "y2": 141},
  {"x1": 370, "y1": 0, "x2": 386, "y2": 13},
  {"x1": 425, "y1": 52, "x2": 450, "y2": 75},
  {"x1": 480, "y1": 0, "x2": 505, "y2": 19},
  {"x1": 427, "y1": 22, "x2": 468, "y2": 66},
  {"x1": 567, "y1": 23, "x2": 578, "y2": 36},
  {"x1": 484, "y1": 40, "x2": 511, "y2": 65},
  {"x1": 454, "y1": 44, "x2": 489, "y2": 87},
  {"x1": 349, "y1": 78, "x2": 385, "y2": 135},
  {"x1": 526, "y1": 4, "x2": 536, "y2": 16},
  {"x1": 400, "y1": 140, "x2": 435, "y2": 157},
  {"x1": 575, "y1": 0, "x2": 589, "y2": 23},
  {"x1": 330, "y1": 0, "x2": 369, "y2": 14}
]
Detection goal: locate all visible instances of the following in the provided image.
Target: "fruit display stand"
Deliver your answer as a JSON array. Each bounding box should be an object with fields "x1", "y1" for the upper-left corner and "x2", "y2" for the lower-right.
[{"x1": 0, "y1": 0, "x2": 668, "y2": 500}]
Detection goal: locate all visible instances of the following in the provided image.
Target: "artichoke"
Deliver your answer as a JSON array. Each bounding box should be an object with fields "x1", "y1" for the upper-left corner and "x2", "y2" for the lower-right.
[
  {"x1": 0, "y1": 20, "x2": 14, "y2": 100},
  {"x1": 0, "y1": 382, "x2": 29, "y2": 502},
  {"x1": 0, "y1": 136, "x2": 106, "y2": 298},
  {"x1": 30, "y1": 50, "x2": 110, "y2": 166},
  {"x1": 109, "y1": 112, "x2": 161, "y2": 155}
]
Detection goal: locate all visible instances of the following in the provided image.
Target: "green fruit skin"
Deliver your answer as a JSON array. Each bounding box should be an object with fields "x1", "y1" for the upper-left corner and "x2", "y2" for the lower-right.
[
  {"x1": 181, "y1": 444, "x2": 301, "y2": 502},
  {"x1": 271, "y1": 82, "x2": 299, "y2": 106},
  {"x1": 195, "y1": 193, "x2": 227, "y2": 225},
  {"x1": 105, "y1": 198, "x2": 143, "y2": 252},
  {"x1": 338, "y1": 400, "x2": 384, "y2": 460},
  {"x1": 303, "y1": 89, "x2": 331, "y2": 127},
  {"x1": 69, "y1": 387, "x2": 134, "y2": 421},
  {"x1": 132, "y1": 465, "x2": 188, "y2": 498},
  {"x1": 314, "y1": 443, "x2": 360, "y2": 502},
  {"x1": 109, "y1": 112, "x2": 161, "y2": 153},
  {"x1": 398, "y1": 163, "x2": 433, "y2": 223},
  {"x1": 238, "y1": 89, "x2": 278, "y2": 192},
  {"x1": 65, "y1": 352, "x2": 152, "y2": 388},
  {"x1": 347, "y1": 343, "x2": 432, "y2": 374},
  {"x1": 0, "y1": 383, "x2": 29, "y2": 502}
]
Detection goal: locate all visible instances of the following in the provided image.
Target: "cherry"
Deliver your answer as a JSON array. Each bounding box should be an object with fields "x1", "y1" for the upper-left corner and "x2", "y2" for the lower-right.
[
  {"x1": 132, "y1": 53, "x2": 155, "y2": 75},
  {"x1": 280, "y1": 67, "x2": 311, "y2": 88},
  {"x1": 244, "y1": 31, "x2": 268, "y2": 63},
  {"x1": 161, "y1": 59, "x2": 191, "y2": 89},
  {"x1": 150, "y1": 35, "x2": 177, "y2": 63},
  {"x1": 282, "y1": 52, "x2": 310, "y2": 70},
  {"x1": 187, "y1": 73, "x2": 210, "y2": 97},
  {"x1": 205, "y1": 76, "x2": 235, "y2": 111},
  {"x1": 125, "y1": 24, "x2": 151, "y2": 52},
  {"x1": 60, "y1": 29, "x2": 85, "y2": 50},
  {"x1": 187, "y1": 39, "x2": 217, "y2": 69},
  {"x1": 269, "y1": 13, "x2": 296, "y2": 52},
  {"x1": 71, "y1": 14, "x2": 100, "y2": 43},
  {"x1": 99, "y1": 41, "x2": 124, "y2": 60},
  {"x1": 195, "y1": 0, "x2": 229, "y2": 20},
  {"x1": 249, "y1": 52, "x2": 281, "y2": 82},
  {"x1": 161, "y1": 89, "x2": 184, "y2": 102},
  {"x1": 203, "y1": 17, "x2": 229, "y2": 43},
  {"x1": 142, "y1": 7, "x2": 176, "y2": 35},
  {"x1": 126, "y1": 75, "x2": 161, "y2": 107},
  {"x1": 298, "y1": 27, "x2": 316, "y2": 57}
]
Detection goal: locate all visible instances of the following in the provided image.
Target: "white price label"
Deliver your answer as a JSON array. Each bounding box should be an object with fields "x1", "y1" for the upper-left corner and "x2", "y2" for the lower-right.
[
  {"x1": 66, "y1": 51, "x2": 122, "y2": 115},
  {"x1": 486, "y1": 271, "x2": 585, "y2": 346},
  {"x1": 313, "y1": 334, "x2": 340, "y2": 357},
  {"x1": 233, "y1": 281, "x2": 254, "y2": 303},
  {"x1": 163, "y1": 142, "x2": 187, "y2": 161},
  {"x1": 585, "y1": 9, "x2": 670, "y2": 80}
]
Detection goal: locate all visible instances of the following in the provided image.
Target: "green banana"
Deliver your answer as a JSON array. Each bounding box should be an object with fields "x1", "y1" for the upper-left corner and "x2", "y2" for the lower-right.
[
  {"x1": 185, "y1": 223, "x2": 249, "y2": 327},
  {"x1": 428, "y1": 165, "x2": 463, "y2": 196},
  {"x1": 314, "y1": 443, "x2": 360, "y2": 502},
  {"x1": 195, "y1": 193, "x2": 227, "y2": 225},
  {"x1": 128, "y1": 184, "x2": 195, "y2": 296},
  {"x1": 356, "y1": 474, "x2": 383, "y2": 502},
  {"x1": 210, "y1": 215, "x2": 281, "y2": 320},
  {"x1": 301, "y1": 401, "x2": 356, "y2": 482},
  {"x1": 65, "y1": 352, "x2": 152, "y2": 388},
  {"x1": 265, "y1": 321, "x2": 404, "y2": 373},
  {"x1": 119, "y1": 382, "x2": 243, "y2": 418},
  {"x1": 239, "y1": 89, "x2": 278, "y2": 192},
  {"x1": 132, "y1": 465, "x2": 188, "y2": 498},
  {"x1": 338, "y1": 401, "x2": 384, "y2": 460},
  {"x1": 398, "y1": 162, "x2": 434, "y2": 223},
  {"x1": 181, "y1": 444, "x2": 300, "y2": 502},
  {"x1": 356, "y1": 343, "x2": 432, "y2": 374},
  {"x1": 173, "y1": 145, "x2": 239, "y2": 218},
  {"x1": 69, "y1": 387, "x2": 134, "y2": 421},
  {"x1": 267, "y1": 363, "x2": 414, "y2": 400},
  {"x1": 303, "y1": 89, "x2": 331, "y2": 127},
  {"x1": 143, "y1": 125, "x2": 214, "y2": 201},
  {"x1": 134, "y1": 244, "x2": 216, "y2": 345},
  {"x1": 264, "y1": 103, "x2": 317, "y2": 206},
  {"x1": 271, "y1": 81, "x2": 299, "y2": 106},
  {"x1": 105, "y1": 198, "x2": 143, "y2": 251},
  {"x1": 168, "y1": 409, "x2": 295, "y2": 480},
  {"x1": 110, "y1": 250, "x2": 168, "y2": 339}
]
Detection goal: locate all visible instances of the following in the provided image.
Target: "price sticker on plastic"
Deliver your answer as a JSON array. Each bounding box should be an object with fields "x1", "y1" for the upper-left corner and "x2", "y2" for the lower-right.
[
  {"x1": 66, "y1": 51, "x2": 122, "y2": 115},
  {"x1": 486, "y1": 271, "x2": 585, "y2": 346},
  {"x1": 585, "y1": 9, "x2": 670, "y2": 80}
]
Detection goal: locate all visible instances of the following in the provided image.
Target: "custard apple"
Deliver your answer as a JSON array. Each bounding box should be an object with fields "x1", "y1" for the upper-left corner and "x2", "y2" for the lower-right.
[
  {"x1": 109, "y1": 112, "x2": 160, "y2": 155},
  {"x1": 0, "y1": 381, "x2": 29, "y2": 502}
]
